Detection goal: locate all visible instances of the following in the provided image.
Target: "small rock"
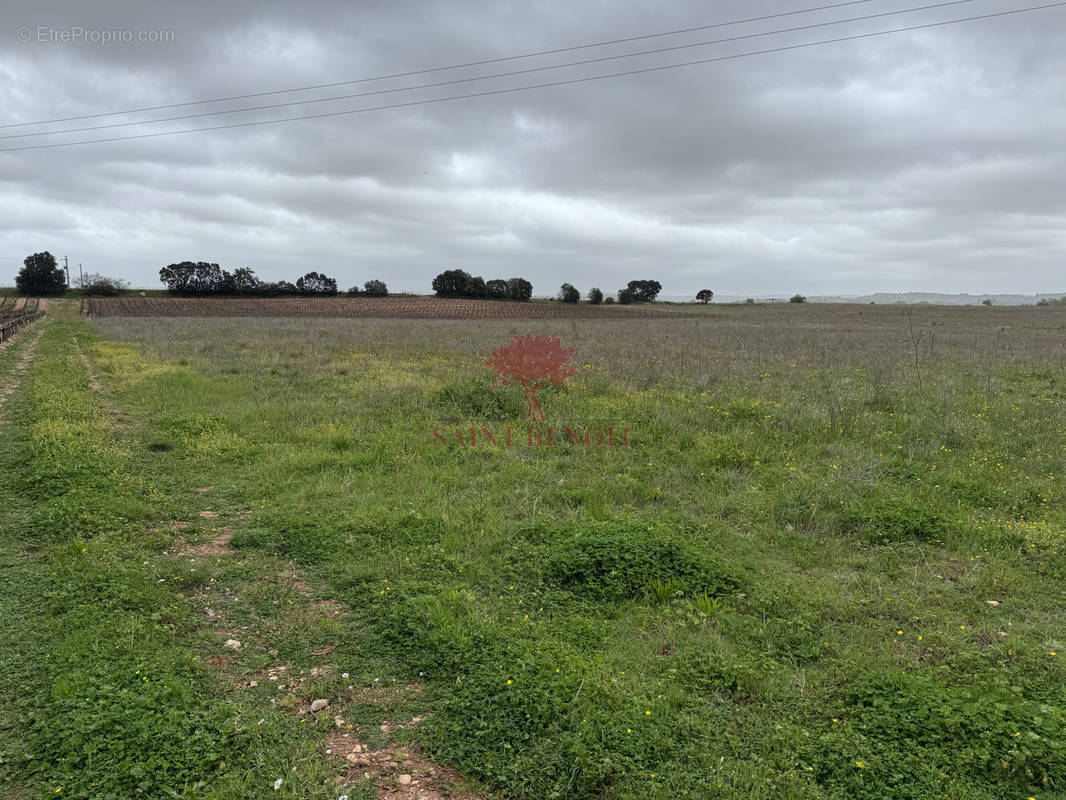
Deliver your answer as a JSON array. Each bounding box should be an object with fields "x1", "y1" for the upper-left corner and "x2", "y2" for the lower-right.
[
  {"x1": 397, "y1": 774, "x2": 412, "y2": 786},
  {"x1": 248, "y1": 680, "x2": 258, "y2": 688},
  {"x1": 223, "y1": 639, "x2": 241, "y2": 650},
  {"x1": 985, "y1": 600, "x2": 1000, "y2": 606},
  {"x1": 310, "y1": 698, "x2": 329, "y2": 712}
]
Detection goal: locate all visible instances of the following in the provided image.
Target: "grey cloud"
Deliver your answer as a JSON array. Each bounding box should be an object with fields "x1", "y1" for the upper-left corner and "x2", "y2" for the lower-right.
[{"x1": 1, "y1": 0, "x2": 1064, "y2": 297}]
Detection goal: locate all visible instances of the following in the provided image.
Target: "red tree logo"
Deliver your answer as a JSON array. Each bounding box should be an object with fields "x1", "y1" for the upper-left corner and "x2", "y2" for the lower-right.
[{"x1": 484, "y1": 334, "x2": 578, "y2": 422}]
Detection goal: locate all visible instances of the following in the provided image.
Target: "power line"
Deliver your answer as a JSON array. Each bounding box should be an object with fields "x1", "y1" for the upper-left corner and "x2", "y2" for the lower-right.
[
  {"x1": 1, "y1": 1, "x2": 1062, "y2": 154},
  {"x1": 0, "y1": 0, "x2": 874, "y2": 130},
  {"x1": 0, "y1": 0, "x2": 982, "y2": 141}
]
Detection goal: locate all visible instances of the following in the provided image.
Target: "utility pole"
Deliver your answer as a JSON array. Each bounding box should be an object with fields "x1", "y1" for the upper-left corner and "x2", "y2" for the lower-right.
[
  {"x1": 79, "y1": 263, "x2": 83, "y2": 289},
  {"x1": 62, "y1": 255, "x2": 70, "y2": 288}
]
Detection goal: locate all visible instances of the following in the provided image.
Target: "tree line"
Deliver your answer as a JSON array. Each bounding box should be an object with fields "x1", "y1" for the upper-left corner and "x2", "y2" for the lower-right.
[
  {"x1": 157, "y1": 262, "x2": 387, "y2": 297},
  {"x1": 14, "y1": 251, "x2": 723, "y2": 304},
  {"x1": 431, "y1": 270, "x2": 533, "y2": 301},
  {"x1": 555, "y1": 280, "x2": 667, "y2": 305}
]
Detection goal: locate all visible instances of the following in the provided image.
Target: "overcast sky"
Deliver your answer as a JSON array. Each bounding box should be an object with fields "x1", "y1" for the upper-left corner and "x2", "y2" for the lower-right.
[{"x1": 1, "y1": 0, "x2": 1064, "y2": 297}]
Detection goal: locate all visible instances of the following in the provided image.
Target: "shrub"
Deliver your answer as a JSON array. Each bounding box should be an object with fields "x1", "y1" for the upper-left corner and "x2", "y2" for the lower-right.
[
  {"x1": 80, "y1": 274, "x2": 129, "y2": 297},
  {"x1": 603, "y1": 295, "x2": 615, "y2": 305},
  {"x1": 363, "y1": 279, "x2": 388, "y2": 296},
  {"x1": 587, "y1": 287, "x2": 603, "y2": 304},
  {"x1": 16, "y1": 251, "x2": 67, "y2": 296},
  {"x1": 790, "y1": 294, "x2": 807, "y2": 303},
  {"x1": 617, "y1": 288, "x2": 635, "y2": 304},
  {"x1": 696, "y1": 289, "x2": 713, "y2": 304},
  {"x1": 558, "y1": 283, "x2": 580, "y2": 303}
]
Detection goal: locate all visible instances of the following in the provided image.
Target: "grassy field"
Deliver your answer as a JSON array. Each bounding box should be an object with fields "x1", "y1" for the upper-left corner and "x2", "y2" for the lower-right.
[{"x1": 2, "y1": 300, "x2": 1065, "y2": 799}]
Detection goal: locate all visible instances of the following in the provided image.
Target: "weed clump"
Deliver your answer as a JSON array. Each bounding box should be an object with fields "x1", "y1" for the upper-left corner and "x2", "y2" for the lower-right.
[
  {"x1": 808, "y1": 671, "x2": 1066, "y2": 798},
  {"x1": 433, "y1": 376, "x2": 523, "y2": 420},
  {"x1": 544, "y1": 523, "x2": 743, "y2": 601},
  {"x1": 841, "y1": 496, "x2": 954, "y2": 543}
]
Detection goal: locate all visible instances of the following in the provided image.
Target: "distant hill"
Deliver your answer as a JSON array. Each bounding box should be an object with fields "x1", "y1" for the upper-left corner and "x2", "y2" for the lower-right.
[{"x1": 696, "y1": 292, "x2": 1066, "y2": 306}]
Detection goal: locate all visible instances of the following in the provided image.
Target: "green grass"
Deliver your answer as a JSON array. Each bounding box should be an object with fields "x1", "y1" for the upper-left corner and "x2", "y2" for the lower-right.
[{"x1": 2, "y1": 303, "x2": 1066, "y2": 798}]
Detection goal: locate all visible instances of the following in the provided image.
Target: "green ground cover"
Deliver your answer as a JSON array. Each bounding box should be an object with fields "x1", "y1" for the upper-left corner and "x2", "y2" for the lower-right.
[{"x1": 1, "y1": 303, "x2": 1064, "y2": 799}]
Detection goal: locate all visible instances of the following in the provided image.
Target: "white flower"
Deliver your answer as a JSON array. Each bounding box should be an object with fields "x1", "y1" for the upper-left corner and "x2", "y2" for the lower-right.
[
  {"x1": 341, "y1": 672, "x2": 349, "y2": 678},
  {"x1": 273, "y1": 778, "x2": 283, "y2": 790}
]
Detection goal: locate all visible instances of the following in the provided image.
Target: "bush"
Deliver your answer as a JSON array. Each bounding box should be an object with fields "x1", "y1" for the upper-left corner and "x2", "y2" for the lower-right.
[
  {"x1": 696, "y1": 289, "x2": 713, "y2": 304},
  {"x1": 558, "y1": 283, "x2": 580, "y2": 303},
  {"x1": 363, "y1": 279, "x2": 388, "y2": 297},
  {"x1": 16, "y1": 251, "x2": 66, "y2": 296},
  {"x1": 80, "y1": 273, "x2": 129, "y2": 297},
  {"x1": 790, "y1": 294, "x2": 807, "y2": 303},
  {"x1": 603, "y1": 295, "x2": 615, "y2": 305},
  {"x1": 295, "y1": 271, "x2": 338, "y2": 296},
  {"x1": 587, "y1": 287, "x2": 603, "y2": 305},
  {"x1": 617, "y1": 288, "x2": 635, "y2": 304}
]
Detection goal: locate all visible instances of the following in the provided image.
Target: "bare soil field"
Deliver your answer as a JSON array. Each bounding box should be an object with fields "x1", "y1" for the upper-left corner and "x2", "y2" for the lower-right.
[{"x1": 84, "y1": 295, "x2": 699, "y2": 319}]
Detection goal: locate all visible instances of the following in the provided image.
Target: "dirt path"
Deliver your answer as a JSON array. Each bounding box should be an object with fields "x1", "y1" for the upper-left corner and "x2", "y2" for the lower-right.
[
  {"x1": 169, "y1": 504, "x2": 486, "y2": 799},
  {"x1": 0, "y1": 323, "x2": 46, "y2": 428}
]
